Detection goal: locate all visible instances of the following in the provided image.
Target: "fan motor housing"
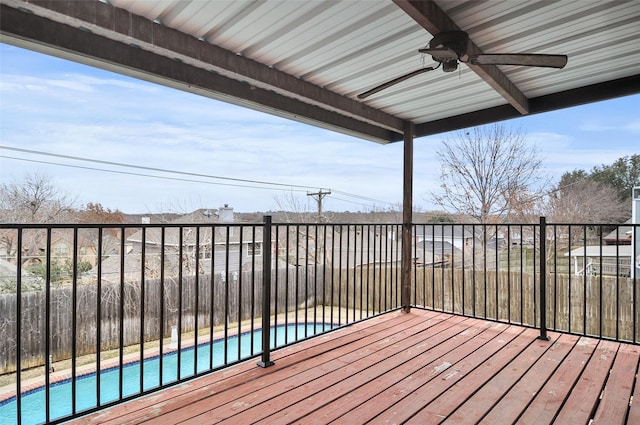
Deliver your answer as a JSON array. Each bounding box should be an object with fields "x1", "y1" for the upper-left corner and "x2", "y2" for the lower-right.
[
  {"x1": 429, "y1": 30, "x2": 469, "y2": 64},
  {"x1": 442, "y1": 60, "x2": 459, "y2": 72}
]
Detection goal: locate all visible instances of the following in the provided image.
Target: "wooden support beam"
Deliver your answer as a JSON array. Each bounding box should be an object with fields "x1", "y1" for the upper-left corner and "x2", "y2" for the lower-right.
[
  {"x1": 401, "y1": 121, "x2": 414, "y2": 313},
  {"x1": 1, "y1": 0, "x2": 404, "y2": 140},
  {"x1": 412, "y1": 74, "x2": 640, "y2": 138},
  {"x1": 0, "y1": 3, "x2": 401, "y2": 143}
]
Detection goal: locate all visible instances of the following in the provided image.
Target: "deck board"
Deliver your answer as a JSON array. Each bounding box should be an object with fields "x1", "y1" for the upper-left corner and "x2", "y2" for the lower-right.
[
  {"x1": 628, "y1": 345, "x2": 640, "y2": 424},
  {"x1": 247, "y1": 316, "x2": 473, "y2": 425},
  {"x1": 442, "y1": 333, "x2": 579, "y2": 424},
  {"x1": 592, "y1": 343, "x2": 640, "y2": 424},
  {"x1": 328, "y1": 319, "x2": 508, "y2": 424},
  {"x1": 404, "y1": 327, "x2": 539, "y2": 424},
  {"x1": 90, "y1": 311, "x2": 415, "y2": 424},
  {"x1": 69, "y1": 309, "x2": 640, "y2": 425},
  {"x1": 478, "y1": 333, "x2": 581, "y2": 424},
  {"x1": 182, "y1": 313, "x2": 443, "y2": 424},
  {"x1": 553, "y1": 339, "x2": 619, "y2": 424}
]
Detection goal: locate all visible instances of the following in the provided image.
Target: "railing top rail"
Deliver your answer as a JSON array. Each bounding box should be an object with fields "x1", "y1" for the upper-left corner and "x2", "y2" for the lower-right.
[
  {"x1": 545, "y1": 221, "x2": 638, "y2": 227},
  {"x1": 0, "y1": 222, "x2": 266, "y2": 230},
  {"x1": 1, "y1": 221, "x2": 402, "y2": 229},
  {"x1": 1, "y1": 220, "x2": 635, "y2": 229}
]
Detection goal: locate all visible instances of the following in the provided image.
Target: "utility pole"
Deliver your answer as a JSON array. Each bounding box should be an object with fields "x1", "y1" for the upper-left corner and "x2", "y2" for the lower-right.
[{"x1": 307, "y1": 189, "x2": 331, "y2": 222}]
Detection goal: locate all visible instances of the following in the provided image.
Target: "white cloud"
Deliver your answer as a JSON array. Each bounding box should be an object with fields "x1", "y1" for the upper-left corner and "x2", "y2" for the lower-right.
[
  {"x1": 2, "y1": 44, "x2": 639, "y2": 214},
  {"x1": 578, "y1": 117, "x2": 640, "y2": 133}
]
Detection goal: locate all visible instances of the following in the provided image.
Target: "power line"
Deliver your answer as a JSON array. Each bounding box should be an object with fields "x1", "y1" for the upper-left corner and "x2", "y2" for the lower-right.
[
  {"x1": 329, "y1": 195, "x2": 380, "y2": 208},
  {"x1": 331, "y1": 189, "x2": 398, "y2": 205},
  {"x1": 0, "y1": 146, "x2": 397, "y2": 207},
  {"x1": 1, "y1": 145, "x2": 315, "y2": 190},
  {"x1": 0, "y1": 155, "x2": 310, "y2": 192}
]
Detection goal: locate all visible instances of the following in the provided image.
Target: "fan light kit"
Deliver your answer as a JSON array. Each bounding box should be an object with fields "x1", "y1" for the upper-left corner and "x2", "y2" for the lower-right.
[{"x1": 358, "y1": 30, "x2": 568, "y2": 99}]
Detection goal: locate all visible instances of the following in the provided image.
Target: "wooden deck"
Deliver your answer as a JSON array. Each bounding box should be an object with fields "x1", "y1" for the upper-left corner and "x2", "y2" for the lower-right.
[{"x1": 70, "y1": 309, "x2": 640, "y2": 424}]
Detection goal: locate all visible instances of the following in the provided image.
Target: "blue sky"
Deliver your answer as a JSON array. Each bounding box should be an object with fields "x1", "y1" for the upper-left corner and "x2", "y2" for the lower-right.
[{"x1": 1, "y1": 43, "x2": 638, "y2": 214}]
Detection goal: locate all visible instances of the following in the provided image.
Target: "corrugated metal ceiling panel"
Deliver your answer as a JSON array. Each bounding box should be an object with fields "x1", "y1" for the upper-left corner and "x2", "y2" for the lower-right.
[
  {"x1": 105, "y1": 0, "x2": 637, "y2": 97},
  {"x1": 433, "y1": 0, "x2": 640, "y2": 106},
  {"x1": 63, "y1": 0, "x2": 640, "y2": 138}
]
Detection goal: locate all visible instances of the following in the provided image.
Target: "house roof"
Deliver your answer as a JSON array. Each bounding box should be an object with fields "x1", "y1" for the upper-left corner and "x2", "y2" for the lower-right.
[
  {"x1": 565, "y1": 245, "x2": 632, "y2": 258},
  {"x1": 2, "y1": 0, "x2": 639, "y2": 144},
  {"x1": 127, "y1": 209, "x2": 263, "y2": 247},
  {"x1": 415, "y1": 240, "x2": 459, "y2": 259},
  {"x1": 0, "y1": 228, "x2": 96, "y2": 254},
  {"x1": 414, "y1": 224, "x2": 481, "y2": 239},
  {"x1": 603, "y1": 219, "x2": 633, "y2": 242},
  {"x1": 127, "y1": 225, "x2": 262, "y2": 247},
  {"x1": 0, "y1": 257, "x2": 31, "y2": 278}
]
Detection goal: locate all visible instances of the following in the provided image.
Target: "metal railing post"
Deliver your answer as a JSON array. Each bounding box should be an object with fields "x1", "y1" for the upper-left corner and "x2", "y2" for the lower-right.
[
  {"x1": 258, "y1": 215, "x2": 275, "y2": 367},
  {"x1": 538, "y1": 216, "x2": 550, "y2": 341}
]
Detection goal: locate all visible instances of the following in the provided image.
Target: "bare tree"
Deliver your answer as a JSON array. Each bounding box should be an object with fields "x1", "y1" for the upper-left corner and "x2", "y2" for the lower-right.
[
  {"x1": 273, "y1": 191, "x2": 316, "y2": 223},
  {"x1": 359, "y1": 204, "x2": 403, "y2": 224},
  {"x1": 547, "y1": 176, "x2": 628, "y2": 224},
  {"x1": 0, "y1": 173, "x2": 77, "y2": 274},
  {"x1": 431, "y1": 124, "x2": 546, "y2": 223},
  {"x1": 0, "y1": 172, "x2": 76, "y2": 223},
  {"x1": 530, "y1": 173, "x2": 630, "y2": 269}
]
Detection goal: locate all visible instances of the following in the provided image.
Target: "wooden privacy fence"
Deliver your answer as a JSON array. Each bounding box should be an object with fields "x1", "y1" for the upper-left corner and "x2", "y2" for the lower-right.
[
  {"x1": 2, "y1": 266, "x2": 636, "y2": 374},
  {"x1": 413, "y1": 268, "x2": 640, "y2": 342},
  {"x1": 0, "y1": 269, "x2": 307, "y2": 374},
  {"x1": 413, "y1": 269, "x2": 538, "y2": 326},
  {"x1": 0, "y1": 266, "x2": 400, "y2": 374},
  {"x1": 546, "y1": 272, "x2": 639, "y2": 341}
]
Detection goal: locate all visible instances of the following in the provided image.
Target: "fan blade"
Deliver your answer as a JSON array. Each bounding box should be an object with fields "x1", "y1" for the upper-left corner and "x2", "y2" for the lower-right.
[
  {"x1": 468, "y1": 54, "x2": 568, "y2": 68},
  {"x1": 357, "y1": 67, "x2": 435, "y2": 99},
  {"x1": 418, "y1": 47, "x2": 458, "y2": 60}
]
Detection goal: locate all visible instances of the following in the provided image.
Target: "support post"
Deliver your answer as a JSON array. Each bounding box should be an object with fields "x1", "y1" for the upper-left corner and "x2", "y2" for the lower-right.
[
  {"x1": 538, "y1": 216, "x2": 550, "y2": 340},
  {"x1": 401, "y1": 121, "x2": 414, "y2": 313},
  {"x1": 258, "y1": 215, "x2": 275, "y2": 367}
]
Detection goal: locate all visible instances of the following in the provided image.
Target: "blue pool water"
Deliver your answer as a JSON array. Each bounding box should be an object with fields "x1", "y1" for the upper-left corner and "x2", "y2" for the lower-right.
[{"x1": 0, "y1": 323, "x2": 332, "y2": 425}]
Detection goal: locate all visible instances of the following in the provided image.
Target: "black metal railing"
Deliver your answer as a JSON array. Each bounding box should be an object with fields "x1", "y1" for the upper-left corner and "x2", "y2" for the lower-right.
[
  {"x1": 411, "y1": 219, "x2": 639, "y2": 343},
  {"x1": 412, "y1": 221, "x2": 542, "y2": 324},
  {"x1": 0, "y1": 219, "x2": 402, "y2": 424},
  {"x1": 0, "y1": 217, "x2": 637, "y2": 424},
  {"x1": 543, "y1": 221, "x2": 639, "y2": 342}
]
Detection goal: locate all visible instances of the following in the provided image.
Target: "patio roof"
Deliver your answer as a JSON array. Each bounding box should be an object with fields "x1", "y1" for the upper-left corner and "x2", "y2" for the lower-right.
[{"x1": 1, "y1": 0, "x2": 639, "y2": 144}]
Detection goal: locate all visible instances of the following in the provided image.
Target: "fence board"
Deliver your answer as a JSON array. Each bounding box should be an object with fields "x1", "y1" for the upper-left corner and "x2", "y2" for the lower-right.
[{"x1": 1, "y1": 267, "x2": 636, "y2": 374}]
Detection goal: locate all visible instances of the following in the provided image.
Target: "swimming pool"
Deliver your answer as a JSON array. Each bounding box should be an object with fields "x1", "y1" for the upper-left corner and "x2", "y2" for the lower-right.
[{"x1": 0, "y1": 323, "x2": 333, "y2": 425}]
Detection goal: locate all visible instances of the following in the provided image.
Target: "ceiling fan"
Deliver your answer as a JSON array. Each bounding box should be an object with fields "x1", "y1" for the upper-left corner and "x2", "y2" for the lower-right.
[{"x1": 357, "y1": 30, "x2": 568, "y2": 99}]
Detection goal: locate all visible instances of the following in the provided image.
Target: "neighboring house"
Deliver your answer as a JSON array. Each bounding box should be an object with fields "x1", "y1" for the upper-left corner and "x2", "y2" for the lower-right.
[
  {"x1": 101, "y1": 206, "x2": 263, "y2": 283},
  {"x1": 414, "y1": 240, "x2": 460, "y2": 268},
  {"x1": 494, "y1": 226, "x2": 536, "y2": 247},
  {"x1": 49, "y1": 232, "x2": 100, "y2": 267},
  {"x1": 413, "y1": 225, "x2": 483, "y2": 250},
  {"x1": 564, "y1": 245, "x2": 632, "y2": 277},
  {"x1": 566, "y1": 218, "x2": 635, "y2": 276},
  {"x1": 0, "y1": 228, "x2": 99, "y2": 269},
  {"x1": 274, "y1": 225, "x2": 403, "y2": 270},
  {"x1": 603, "y1": 219, "x2": 632, "y2": 245},
  {"x1": 334, "y1": 226, "x2": 399, "y2": 269}
]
